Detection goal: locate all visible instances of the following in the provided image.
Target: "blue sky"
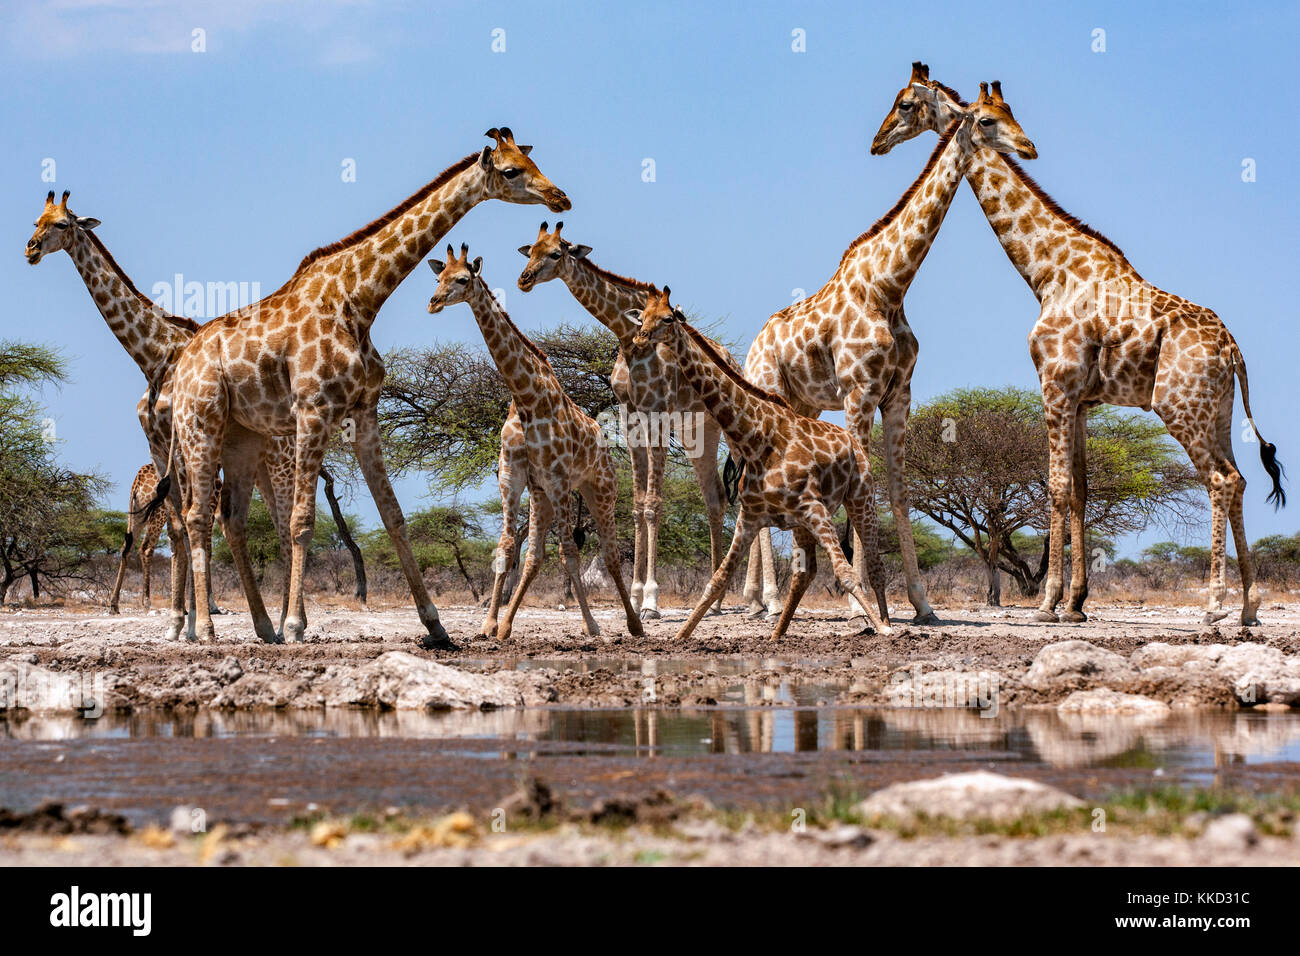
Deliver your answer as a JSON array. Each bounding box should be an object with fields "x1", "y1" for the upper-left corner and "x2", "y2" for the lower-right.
[{"x1": 2, "y1": 0, "x2": 1296, "y2": 557}]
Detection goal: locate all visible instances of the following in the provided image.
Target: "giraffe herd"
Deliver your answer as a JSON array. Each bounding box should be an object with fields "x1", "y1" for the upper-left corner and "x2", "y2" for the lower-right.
[{"x1": 24, "y1": 67, "x2": 1284, "y2": 648}]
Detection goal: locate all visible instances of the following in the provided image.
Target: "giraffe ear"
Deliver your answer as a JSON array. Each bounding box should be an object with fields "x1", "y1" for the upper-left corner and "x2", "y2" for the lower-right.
[
  {"x1": 517, "y1": 144, "x2": 533, "y2": 156},
  {"x1": 624, "y1": 309, "x2": 644, "y2": 324},
  {"x1": 75, "y1": 217, "x2": 101, "y2": 230},
  {"x1": 517, "y1": 245, "x2": 532, "y2": 257},
  {"x1": 478, "y1": 146, "x2": 494, "y2": 169},
  {"x1": 427, "y1": 259, "x2": 446, "y2": 275},
  {"x1": 469, "y1": 256, "x2": 483, "y2": 276},
  {"x1": 569, "y1": 244, "x2": 592, "y2": 260}
]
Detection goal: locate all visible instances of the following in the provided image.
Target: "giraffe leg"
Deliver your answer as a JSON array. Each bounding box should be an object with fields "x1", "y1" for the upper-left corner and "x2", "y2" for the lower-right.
[
  {"x1": 161, "y1": 487, "x2": 191, "y2": 641},
  {"x1": 178, "y1": 442, "x2": 221, "y2": 644},
  {"x1": 555, "y1": 492, "x2": 600, "y2": 637},
  {"x1": 220, "y1": 428, "x2": 278, "y2": 643},
  {"x1": 687, "y1": 416, "x2": 728, "y2": 615},
  {"x1": 799, "y1": 498, "x2": 892, "y2": 639},
  {"x1": 743, "y1": 536, "x2": 765, "y2": 617},
  {"x1": 498, "y1": 494, "x2": 553, "y2": 643},
  {"x1": 629, "y1": 443, "x2": 649, "y2": 615},
  {"x1": 351, "y1": 409, "x2": 452, "y2": 649},
  {"x1": 483, "y1": 444, "x2": 526, "y2": 638},
  {"x1": 108, "y1": 514, "x2": 134, "y2": 615},
  {"x1": 140, "y1": 541, "x2": 155, "y2": 610},
  {"x1": 255, "y1": 460, "x2": 292, "y2": 635},
  {"x1": 640, "y1": 443, "x2": 668, "y2": 620},
  {"x1": 679, "y1": 509, "x2": 759, "y2": 641},
  {"x1": 1228, "y1": 472, "x2": 1259, "y2": 625},
  {"x1": 878, "y1": 392, "x2": 937, "y2": 624},
  {"x1": 580, "y1": 464, "x2": 643, "y2": 638},
  {"x1": 846, "y1": 475, "x2": 890, "y2": 627},
  {"x1": 771, "y1": 526, "x2": 817, "y2": 641},
  {"x1": 1063, "y1": 409, "x2": 1090, "y2": 622},
  {"x1": 1035, "y1": 387, "x2": 1076, "y2": 622},
  {"x1": 205, "y1": 513, "x2": 221, "y2": 616}
]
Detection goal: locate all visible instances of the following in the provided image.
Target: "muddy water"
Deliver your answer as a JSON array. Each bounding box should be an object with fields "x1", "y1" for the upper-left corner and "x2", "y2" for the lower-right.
[{"x1": 3, "y1": 661, "x2": 1300, "y2": 826}]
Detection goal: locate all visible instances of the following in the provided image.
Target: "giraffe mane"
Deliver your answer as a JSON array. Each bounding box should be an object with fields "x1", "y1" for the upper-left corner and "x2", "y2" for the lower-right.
[
  {"x1": 1000, "y1": 156, "x2": 1137, "y2": 270},
  {"x1": 83, "y1": 230, "x2": 201, "y2": 333},
  {"x1": 578, "y1": 258, "x2": 658, "y2": 295},
  {"x1": 931, "y1": 81, "x2": 968, "y2": 107},
  {"x1": 679, "y1": 321, "x2": 792, "y2": 411},
  {"x1": 839, "y1": 120, "x2": 961, "y2": 266},
  {"x1": 479, "y1": 279, "x2": 556, "y2": 370},
  {"x1": 294, "y1": 152, "x2": 479, "y2": 272}
]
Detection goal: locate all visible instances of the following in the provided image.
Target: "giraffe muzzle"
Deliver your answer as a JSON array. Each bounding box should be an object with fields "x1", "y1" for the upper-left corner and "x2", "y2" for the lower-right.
[{"x1": 545, "y1": 190, "x2": 572, "y2": 213}]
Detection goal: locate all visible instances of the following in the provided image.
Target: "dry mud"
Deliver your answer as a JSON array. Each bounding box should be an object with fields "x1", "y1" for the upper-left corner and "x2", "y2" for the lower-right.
[{"x1": 1, "y1": 599, "x2": 1297, "y2": 713}]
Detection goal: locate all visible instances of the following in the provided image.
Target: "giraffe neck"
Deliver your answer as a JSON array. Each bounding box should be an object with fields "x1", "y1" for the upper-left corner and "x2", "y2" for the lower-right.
[
  {"x1": 668, "y1": 322, "x2": 777, "y2": 462},
  {"x1": 464, "y1": 279, "x2": 555, "y2": 412},
  {"x1": 308, "y1": 156, "x2": 489, "y2": 324},
  {"x1": 963, "y1": 150, "x2": 1138, "y2": 300},
  {"x1": 838, "y1": 122, "x2": 973, "y2": 305},
  {"x1": 561, "y1": 259, "x2": 653, "y2": 346},
  {"x1": 65, "y1": 229, "x2": 194, "y2": 386}
]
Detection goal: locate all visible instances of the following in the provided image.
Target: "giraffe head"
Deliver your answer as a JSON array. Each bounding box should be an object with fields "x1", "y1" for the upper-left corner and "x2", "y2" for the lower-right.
[
  {"x1": 871, "y1": 65, "x2": 1036, "y2": 159},
  {"x1": 515, "y1": 221, "x2": 593, "y2": 292},
  {"x1": 629, "y1": 287, "x2": 682, "y2": 354},
  {"x1": 426, "y1": 243, "x2": 483, "y2": 313},
  {"x1": 25, "y1": 190, "x2": 100, "y2": 264},
  {"x1": 480, "y1": 127, "x2": 571, "y2": 213}
]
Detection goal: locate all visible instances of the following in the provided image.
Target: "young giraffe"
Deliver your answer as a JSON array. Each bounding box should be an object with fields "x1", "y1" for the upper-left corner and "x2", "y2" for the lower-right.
[
  {"x1": 743, "y1": 85, "x2": 1038, "y2": 626},
  {"x1": 631, "y1": 288, "x2": 891, "y2": 641},
  {"x1": 516, "y1": 221, "x2": 732, "y2": 619},
  {"x1": 109, "y1": 463, "x2": 225, "y2": 614},
  {"x1": 25, "y1": 191, "x2": 304, "y2": 638},
  {"x1": 871, "y1": 65, "x2": 1286, "y2": 625},
  {"x1": 158, "y1": 129, "x2": 569, "y2": 646},
  {"x1": 427, "y1": 244, "x2": 643, "y2": 642}
]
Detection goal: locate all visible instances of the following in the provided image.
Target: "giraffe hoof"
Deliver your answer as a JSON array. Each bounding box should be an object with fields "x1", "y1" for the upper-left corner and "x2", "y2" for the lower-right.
[
  {"x1": 1241, "y1": 617, "x2": 1261, "y2": 627},
  {"x1": 1032, "y1": 610, "x2": 1059, "y2": 623},
  {"x1": 705, "y1": 604, "x2": 724, "y2": 617},
  {"x1": 107, "y1": 607, "x2": 120, "y2": 616},
  {"x1": 639, "y1": 607, "x2": 662, "y2": 621},
  {"x1": 1203, "y1": 609, "x2": 1232, "y2": 625},
  {"x1": 421, "y1": 635, "x2": 461, "y2": 651},
  {"x1": 1061, "y1": 611, "x2": 1087, "y2": 623},
  {"x1": 911, "y1": 611, "x2": 940, "y2": 626},
  {"x1": 744, "y1": 603, "x2": 766, "y2": 620}
]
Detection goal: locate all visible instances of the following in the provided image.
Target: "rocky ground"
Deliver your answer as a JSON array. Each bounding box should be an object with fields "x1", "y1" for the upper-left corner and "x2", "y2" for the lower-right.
[{"x1": 1, "y1": 599, "x2": 1297, "y2": 713}]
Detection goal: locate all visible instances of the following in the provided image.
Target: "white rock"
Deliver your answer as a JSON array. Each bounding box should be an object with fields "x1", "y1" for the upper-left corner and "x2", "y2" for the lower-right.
[
  {"x1": 1057, "y1": 689, "x2": 1171, "y2": 718},
  {"x1": 854, "y1": 771, "x2": 1084, "y2": 822},
  {"x1": 321, "y1": 652, "x2": 522, "y2": 711},
  {"x1": 1022, "y1": 641, "x2": 1135, "y2": 693},
  {"x1": 1199, "y1": 813, "x2": 1258, "y2": 851}
]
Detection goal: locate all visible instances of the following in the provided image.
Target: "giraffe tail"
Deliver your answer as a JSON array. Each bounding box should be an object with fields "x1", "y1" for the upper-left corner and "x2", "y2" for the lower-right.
[
  {"x1": 722, "y1": 455, "x2": 744, "y2": 505},
  {"x1": 572, "y1": 492, "x2": 586, "y2": 548},
  {"x1": 1232, "y1": 343, "x2": 1286, "y2": 509},
  {"x1": 137, "y1": 419, "x2": 180, "y2": 526}
]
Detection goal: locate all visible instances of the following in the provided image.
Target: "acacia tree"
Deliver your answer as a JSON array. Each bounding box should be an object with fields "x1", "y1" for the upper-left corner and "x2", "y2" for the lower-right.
[
  {"x1": 0, "y1": 342, "x2": 111, "y2": 601},
  {"x1": 895, "y1": 387, "x2": 1203, "y2": 605}
]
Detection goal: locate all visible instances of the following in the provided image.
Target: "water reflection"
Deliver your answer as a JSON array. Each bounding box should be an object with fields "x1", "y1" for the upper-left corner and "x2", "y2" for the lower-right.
[{"x1": 3, "y1": 705, "x2": 1299, "y2": 775}]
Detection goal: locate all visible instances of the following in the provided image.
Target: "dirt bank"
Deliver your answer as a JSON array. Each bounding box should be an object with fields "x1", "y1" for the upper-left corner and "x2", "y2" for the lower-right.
[{"x1": 1, "y1": 600, "x2": 1297, "y2": 713}]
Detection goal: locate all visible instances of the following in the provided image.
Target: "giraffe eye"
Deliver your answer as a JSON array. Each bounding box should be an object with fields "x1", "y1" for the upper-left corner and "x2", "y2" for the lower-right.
[
  {"x1": 55, "y1": 221, "x2": 68, "y2": 229},
  {"x1": 549, "y1": 251, "x2": 562, "y2": 260},
  {"x1": 456, "y1": 276, "x2": 469, "y2": 284},
  {"x1": 979, "y1": 118, "x2": 995, "y2": 127},
  {"x1": 899, "y1": 102, "x2": 913, "y2": 111},
  {"x1": 501, "y1": 168, "x2": 522, "y2": 179}
]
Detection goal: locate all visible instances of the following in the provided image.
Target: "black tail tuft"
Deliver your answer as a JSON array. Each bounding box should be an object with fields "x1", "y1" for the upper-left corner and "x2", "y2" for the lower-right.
[
  {"x1": 120, "y1": 530, "x2": 134, "y2": 556},
  {"x1": 136, "y1": 474, "x2": 171, "y2": 526},
  {"x1": 839, "y1": 521, "x2": 854, "y2": 563},
  {"x1": 1261, "y1": 441, "x2": 1287, "y2": 510},
  {"x1": 722, "y1": 457, "x2": 743, "y2": 505},
  {"x1": 572, "y1": 492, "x2": 586, "y2": 548}
]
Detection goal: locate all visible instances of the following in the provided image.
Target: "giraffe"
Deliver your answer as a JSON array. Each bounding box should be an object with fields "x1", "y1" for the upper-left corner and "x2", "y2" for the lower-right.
[
  {"x1": 743, "y1": 84, "x2": 1038, "y2": 626},
  {"x1": 516, "y1": 221, "x2": 732, "y2": 619},
  {"x1": 108, "y1": 463, "x2": 225, "y2": 614},
  {"x1": 157, "y1": 128, "x2": 570, "y2": 646},
  {"x1": 427, "y1": 243, "x2": 643, "y2": 642},
  {"x1": 630, "y1": 288, "x2": 891, "y2": 641},
  {"x1": 24, "y1": 190, "x2": 302, "y2": 638},
  {"x1": 871, "y1": 65, "x2": 1286, "y2": 625}
]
